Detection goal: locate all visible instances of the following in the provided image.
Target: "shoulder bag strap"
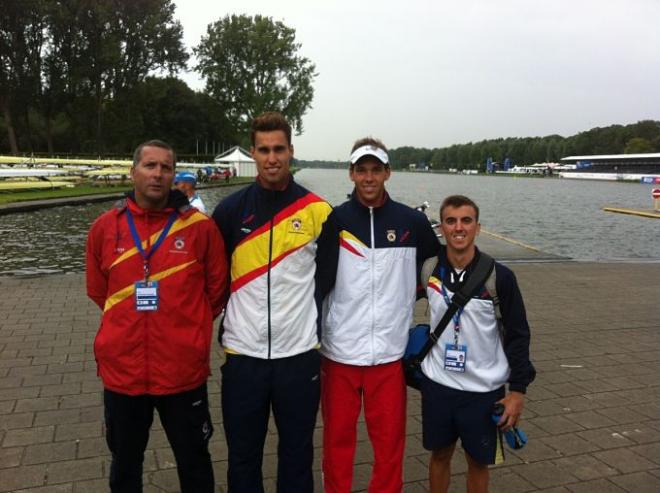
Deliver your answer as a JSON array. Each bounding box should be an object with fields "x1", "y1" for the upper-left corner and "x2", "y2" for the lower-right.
[{"x1": 484, "y1": 267, "x2": 504, "y2": 340}]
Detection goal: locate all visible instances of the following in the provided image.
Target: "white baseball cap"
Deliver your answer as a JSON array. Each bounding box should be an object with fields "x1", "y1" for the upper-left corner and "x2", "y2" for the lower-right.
[{"x1": 349, "y1": 145, "x2": 389, "y2": 166}]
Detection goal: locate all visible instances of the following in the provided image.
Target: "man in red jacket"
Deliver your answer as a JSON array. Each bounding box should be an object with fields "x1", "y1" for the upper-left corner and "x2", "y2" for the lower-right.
[{"x1": 86, "y1": 139, "x2": 228, "y2": 493}]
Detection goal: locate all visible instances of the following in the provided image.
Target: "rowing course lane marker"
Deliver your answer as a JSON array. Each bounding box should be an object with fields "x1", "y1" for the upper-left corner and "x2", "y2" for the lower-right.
[
  {"x1": 602, "y1": 207, "x2": 660, "y2": 219},
  {"x1": 480, "y1": 229, "x2": 542, "y2": 252}
]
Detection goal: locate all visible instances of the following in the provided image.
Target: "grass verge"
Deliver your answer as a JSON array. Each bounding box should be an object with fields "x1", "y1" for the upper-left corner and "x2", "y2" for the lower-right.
[
  {"x1": 0, "y1": 185, "x2": 131, "y2": 205},
  {"x1": 0, "y1": 178, "x2": 255, "y2": 205}
]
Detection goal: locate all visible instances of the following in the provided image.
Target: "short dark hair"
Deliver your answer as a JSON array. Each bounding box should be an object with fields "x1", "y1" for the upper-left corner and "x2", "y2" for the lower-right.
[
  {"x1": 350, "y1": 136, "x2": 387, "y2": 154},
  {"x1": 132, "y1": 140, "x2": 176, "y2": 167},
  {"x1": 250, "y1": 112, "x2": 292, "y2": 146},
  {"x1": 440, "y1": 195, "x2": 480, "y2": 222}
]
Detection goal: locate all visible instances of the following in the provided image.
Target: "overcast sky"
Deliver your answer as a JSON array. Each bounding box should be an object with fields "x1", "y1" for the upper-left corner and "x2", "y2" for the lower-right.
[{"x1": 172, "y1": 0, "x2": 660, "y2": 161}]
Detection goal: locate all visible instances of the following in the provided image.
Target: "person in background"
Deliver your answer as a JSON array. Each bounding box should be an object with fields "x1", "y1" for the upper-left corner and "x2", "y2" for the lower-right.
[
  {"x1": 420, "y1": 195, "x2": 535, "y2": 493},
  {"x1": 86, "y1": 139, "x2": 228, "y2": 492},
  {"x1": 212, "y1": 112, "x2": 333, "y2": 493},
  {"x1": 318, "y1": 137, "x2": 441, "y2": 493},
  {"x1": 174, "y1": 171, "x2": 207, "y2": 214}
]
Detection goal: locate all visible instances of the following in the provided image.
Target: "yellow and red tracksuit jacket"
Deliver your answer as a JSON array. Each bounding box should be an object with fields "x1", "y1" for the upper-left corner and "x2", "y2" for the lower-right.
[
  {"x1": 86, "y1": 192, "x2": 228, "y2": 395},
  {"x1": 212, "y1": 176, "x2": 332, "y2": 359}
]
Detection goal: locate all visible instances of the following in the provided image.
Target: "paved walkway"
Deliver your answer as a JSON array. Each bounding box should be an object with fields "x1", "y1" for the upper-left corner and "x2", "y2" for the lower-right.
[{"x1": 1, "y1": 261, "x2": 659, "y2": 492}]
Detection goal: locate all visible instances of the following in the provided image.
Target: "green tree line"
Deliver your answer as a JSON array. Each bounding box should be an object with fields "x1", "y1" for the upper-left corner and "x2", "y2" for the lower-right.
[
  {"x1": 387, "y1": 120, "x2": 660, "y2": 170},
  {"x1": 0, "y1": 2, "x2": 316, "y2": 157}
]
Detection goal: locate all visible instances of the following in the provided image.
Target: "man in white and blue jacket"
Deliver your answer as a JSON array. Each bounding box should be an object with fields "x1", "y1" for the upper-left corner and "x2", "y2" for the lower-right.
[
  {"x1": 421, "y1": 194, "x2": 535, "y2": 493},
  {"x1": 317, "y1": 137, "x2": 440, "y2": 493}
]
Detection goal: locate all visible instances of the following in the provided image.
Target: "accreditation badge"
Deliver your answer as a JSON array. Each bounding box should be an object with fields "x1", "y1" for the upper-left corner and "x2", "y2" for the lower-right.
[
  {"x1": 134, "y1": 281, "x2": 159, "y2": 311},
  {"x1": 444, "y1": 343, "x2": 467, "y2": 372}
]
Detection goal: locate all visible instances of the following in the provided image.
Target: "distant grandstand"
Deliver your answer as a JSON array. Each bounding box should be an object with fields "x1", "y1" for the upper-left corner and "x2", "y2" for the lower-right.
[{"x1": 560, "y1": 153, "x2": 660, "y2": 174}]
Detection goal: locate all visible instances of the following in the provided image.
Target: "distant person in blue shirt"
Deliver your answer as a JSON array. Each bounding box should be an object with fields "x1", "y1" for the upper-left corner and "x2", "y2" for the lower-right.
[{"x1": 174, "y1": 172, "x2": 207, "y2": 214}]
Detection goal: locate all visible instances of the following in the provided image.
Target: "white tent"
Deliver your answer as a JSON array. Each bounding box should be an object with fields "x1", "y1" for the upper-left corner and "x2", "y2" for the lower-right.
[{"x1": 214, "y1": 146, "x2": 256, "y2": 177}]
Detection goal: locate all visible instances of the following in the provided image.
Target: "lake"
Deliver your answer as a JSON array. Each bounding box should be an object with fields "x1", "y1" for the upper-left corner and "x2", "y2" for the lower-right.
[{"x1": 1, "y1": 169, "x2": 659, "y2": 276}]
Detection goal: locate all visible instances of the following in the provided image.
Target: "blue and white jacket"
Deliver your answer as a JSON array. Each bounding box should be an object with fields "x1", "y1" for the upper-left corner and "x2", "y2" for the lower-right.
[{"x1": 319, "y1": 192, "x2": 440, "y2": 366}]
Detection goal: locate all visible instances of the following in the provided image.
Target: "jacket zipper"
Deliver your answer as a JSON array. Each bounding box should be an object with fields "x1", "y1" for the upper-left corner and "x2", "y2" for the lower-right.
[
  {"x1": 369, "y1": 207, "x2": 375, "y2": 365},
  {"x1": 267, "y1": 216, "x2": 274, "y2": 359},
  {"x1": 144, "y1": 212, "x2": 152, "y2": 393}
]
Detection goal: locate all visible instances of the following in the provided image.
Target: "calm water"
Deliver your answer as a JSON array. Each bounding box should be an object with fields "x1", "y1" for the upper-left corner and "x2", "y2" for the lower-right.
[{"x1": 1, "y1": 169, "x2": 659, "y2": 276}]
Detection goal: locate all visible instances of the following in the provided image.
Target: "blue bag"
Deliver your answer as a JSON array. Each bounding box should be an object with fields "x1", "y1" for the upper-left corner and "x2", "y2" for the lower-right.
[{"x1": 403, "y1": 324, "x2": 431, "y2": 390}]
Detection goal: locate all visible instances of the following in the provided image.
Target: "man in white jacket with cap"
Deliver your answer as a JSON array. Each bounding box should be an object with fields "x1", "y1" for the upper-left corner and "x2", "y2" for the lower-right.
[{"x1": 318, "y1": 137, "x2": 440, "y2": 493}]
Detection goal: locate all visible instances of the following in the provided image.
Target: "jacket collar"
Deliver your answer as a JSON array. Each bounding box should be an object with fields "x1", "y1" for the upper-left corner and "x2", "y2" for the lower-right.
[
  {"x1": 116, "y1": 189, "x2": 190, "y2": 215},
  {"x1": 255, "y1": 173, "x2": 294, "y2": 197},
  {"x1": 441, "y1": 245, "x2": 481, "y2": 275},
  {"x1": 349, "y1": 189, "x2": 390, "y2": 211}
]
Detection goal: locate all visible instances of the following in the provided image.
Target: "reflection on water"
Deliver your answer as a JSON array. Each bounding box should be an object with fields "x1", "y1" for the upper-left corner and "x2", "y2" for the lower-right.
[
  {"x1": 1, "y1": 170, "x2": 659, "y2": 276},
  {"x1": 0, "y1": 186, "x2": 240, "y2": 277},
  {"x1": 0, "y1": 205, "x2": 92, "y2": 276}
]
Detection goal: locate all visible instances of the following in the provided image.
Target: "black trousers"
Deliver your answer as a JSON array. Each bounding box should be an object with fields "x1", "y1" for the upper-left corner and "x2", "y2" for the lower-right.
[
  {"x1": 104, "y1": 383, "x2": 214, "y2": 493},
  {"x1": 221, "y1": 349, "x2": 321, "y2": 493}
]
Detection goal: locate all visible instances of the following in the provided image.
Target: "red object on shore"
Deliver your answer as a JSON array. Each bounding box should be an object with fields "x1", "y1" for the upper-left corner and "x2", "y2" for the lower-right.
[{"x1": 652, "y1": 188, "x2": 660, "y2": 199}]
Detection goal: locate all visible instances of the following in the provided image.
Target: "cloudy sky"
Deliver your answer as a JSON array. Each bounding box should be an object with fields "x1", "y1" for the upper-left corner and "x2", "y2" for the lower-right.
[{"x1": 173, "y1": 0, "x2": 660, "y2": 161}]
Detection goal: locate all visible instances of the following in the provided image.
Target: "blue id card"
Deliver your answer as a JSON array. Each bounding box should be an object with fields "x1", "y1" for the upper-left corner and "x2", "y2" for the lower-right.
[
  {"x1": 135, "y1": 281, "x2": 159, "y2": 311},
  {"x1": 444, "y1": 344, "x2": 467, "y2": 372}
]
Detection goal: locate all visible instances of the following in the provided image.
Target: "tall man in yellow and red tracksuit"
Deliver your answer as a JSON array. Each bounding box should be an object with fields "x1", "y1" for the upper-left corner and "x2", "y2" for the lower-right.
[
  {"x1": 212, "y1": 112, "x2": 334, "y2": 493},
  {"x1": 86, "y1": 139, "x2": 228, "y2": 493}
]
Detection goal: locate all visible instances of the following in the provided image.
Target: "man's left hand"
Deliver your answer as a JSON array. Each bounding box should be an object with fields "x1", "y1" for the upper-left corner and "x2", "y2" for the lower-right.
[{"x1": 496, "y1": 391, "x2": 525, "y2": 431}]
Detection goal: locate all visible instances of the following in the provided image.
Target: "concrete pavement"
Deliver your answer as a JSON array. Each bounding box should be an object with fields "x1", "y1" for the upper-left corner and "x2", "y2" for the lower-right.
[{"x1": 1, "y1": 261, "x2": 659, "y2": 492}]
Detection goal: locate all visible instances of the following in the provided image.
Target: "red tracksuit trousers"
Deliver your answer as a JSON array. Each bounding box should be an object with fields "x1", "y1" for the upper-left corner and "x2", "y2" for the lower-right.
[{"x1": 321, "y1": 358, "x2": 406, "y2": 493}]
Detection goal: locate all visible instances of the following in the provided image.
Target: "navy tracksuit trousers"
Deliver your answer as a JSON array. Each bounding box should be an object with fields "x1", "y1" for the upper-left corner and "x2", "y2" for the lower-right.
[
  {"x1": 221, "y1": 349, "x2": 321, "y2": 493},
  {"x1": 103, "y1": 383, "x2": 214, "y2": 493}
]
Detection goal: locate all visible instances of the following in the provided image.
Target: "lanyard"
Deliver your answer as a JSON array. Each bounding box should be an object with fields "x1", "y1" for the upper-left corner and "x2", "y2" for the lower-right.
[
  {"x1": 439, "y1": 266, "x2": 463, "y2": 347},
  {"x1": 126, "y1": 209, "x2": 177, "y2": 281}
]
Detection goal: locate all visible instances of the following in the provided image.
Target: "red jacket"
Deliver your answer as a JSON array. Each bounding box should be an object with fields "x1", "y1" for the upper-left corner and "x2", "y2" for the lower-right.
[{"x1": 86, "y1": 193, "x2": 228, "y2": 395}]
